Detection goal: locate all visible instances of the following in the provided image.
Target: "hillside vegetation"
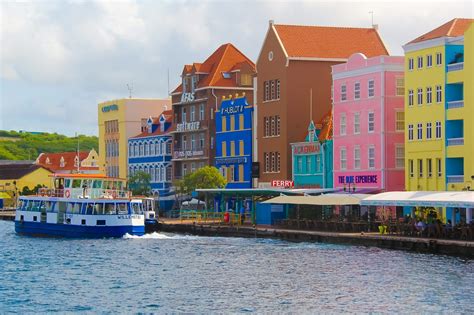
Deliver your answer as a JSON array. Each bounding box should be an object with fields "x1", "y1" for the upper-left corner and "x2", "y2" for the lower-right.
[{"x1": 0, "y1": 130, "x2": 99, "y2": 160}]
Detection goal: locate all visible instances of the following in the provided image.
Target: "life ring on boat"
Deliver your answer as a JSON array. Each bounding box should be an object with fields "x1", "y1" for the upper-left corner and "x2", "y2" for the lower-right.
[{"x1": 65, "y1": 190, "x2": 71, "y2": 198}]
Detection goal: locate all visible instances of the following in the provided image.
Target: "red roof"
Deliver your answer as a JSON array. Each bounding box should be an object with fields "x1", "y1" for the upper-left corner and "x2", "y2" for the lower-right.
[
  {"x1": 36, "y1": 151, "x2": 99, "y2": 172},
  {"x1": 172, "y1": 43, "x2": 256, "y2": 93},
  {"x1": 273, "y1": 24, "x2": 389, "y2": 58},
  {"x1": 407, "y1": 18, "x2": 473, "y2": 44},
  {"x1": 131, "y1": 110, "x2": 174, "y2": 139}
]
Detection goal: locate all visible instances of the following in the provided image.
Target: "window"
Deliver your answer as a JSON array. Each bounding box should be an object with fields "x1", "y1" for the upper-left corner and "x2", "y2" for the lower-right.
[
  {"x1": 418, "y1": 159, "x2": 423, "y2": 177},
  {"x1": 396, "y1": 111, "x2": 404, "y2": 132},
  {"x1": 426, "y1": 87, "x2": 432, "y2": 104},
  {"x1": 396, "y1": 145, "x2": 404, "y2": 169},
  {"x1": 230, "y1": 141, "x2": 235, "y2": 156},
  {"x1": 239, "y1": 140, "x2": 244, "y2": 156},
  {"x1": 276, "y1": 80, "x2": 280, "y2": 99},
  {"x1": 271, "y1": 152, "x2": 276, "y2": 172},
  {"x1": 191, "y1": 134, "x2": 196, "y2": 150},
  {"x1": 409, "y1": 159, "x2": 414, "y2": 177},
  {"x1": 368, "y1": 112, "x2": 375, "y2": 133},
  {"x1": 341, "y1": 84, "x2": 347, "y2": 101},
  {"x1": 437, "y1": 158, "x2": 442, "y2": 177},
  {"x1": 230, "y1": 116, "x2": 235, "y2": 131},
  {"x1": 221, "y1": 116, "x2": 227, "y2": 132},
  {"x1": 354, "y1": 146, "x2": 361, "y2": 169},
  {"x1": 241, "y1": 73, "x2": 252, "y2": 86},
  {"x1": 340, "y1": 148, "x2": 347, "y2": 170},
  {"x1": 199, "y1": 104, "x2": 205, "y2": 120},
  {"x1": 264, "y1": 117, "x2": 269, "y2": 137},
  {"x1": 427, "y1": 54, "x2": 433, "y2": 67},
  {"x1": 426, "y1": 122, "x2": 432, "y2": 139},
  {"x1": 408, "y1": 58, "x2": 414, "y2": 70},
  {"x1": 182, "y1": 107, "x2": 187, "y2": 122},
  {"x1": 221, "y1": 141, "x2": 226, "y2": 157},
  {"x1": 264, "y1": 153, "x2": 269, "y2": 173},
  {"x1": 354, "y1": 112, "x2": 360, "y2": 134},
  {"x1": 368, "y1": 80, "x2": 375, "y2": 97},
  {"x1": 408, "y1": 89, "x2": 414, "y2": 106},
  {"x1": 435, "y1": 121, "x2": 442, "y2": 139},
  {"x1": 427, "y1": 158, "x2": 432, "y2": 177},
  {"x1": 417, "y1": 56, "x2": 423, "y2": 69},
  {"x1": 182, "y1": 164, "x2": 187, "y2": 177},
  {"x1": 417, "y1": 88, "x2": 423, "y2": 105},
  {"x1": 306, "y1": 156, "x2": 311, "y2": 173},
  {"x1": 238, "y1": 165, "x2": 244, "y2": 182},
  {"x1": 316, "y1": 155, "x2": 321, "y2": 172},
  {"x1": 190, "y1": 106, "x2": 195, "y2": 121},
  {"x1": 276, "y1": 152, "x2": 281, "y2": 172},
  {"x1": 239, "y1": 114, "x2": 244, "y2": 130},
  {"x1": 276, "y1": 116, "x2": 280, "y2": 136},
  {"x1": 368, "y1": 146, "x2": 375, "y2": 169},
  {"x1": 354, "y1": 82, "x2": 360, "y2": 99},
  {"x1": 340, "y1": 114, "x2": 346, "y2": 135},
  {"x1": 417, "y1": 123, "x2": 423, "y2": 140},
  {"x1": 270, "y1": 116, "x2": 275, "y2": 136},
  {"x1": 270, "y1": 80, "x2": 275, "y2": 100},
  {"x1": 297, "y1": 156, "x2": 303, "y2": 173},
  {"x1": 264, "y1": 81, "x2": 269, "y2": 101},
  {"x1": 436, "y1": 85, "x2": 442, "y2": 103},
  {"x1": 436, "y1": 52, "x2": 442, "y2": 66},
  {"x1": 396, "y1": 78, "x2": 404, "y2": 96}
]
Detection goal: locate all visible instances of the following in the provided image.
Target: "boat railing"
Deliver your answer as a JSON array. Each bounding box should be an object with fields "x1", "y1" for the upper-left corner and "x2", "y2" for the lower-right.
[{"x1": 37, "y1": 188, "x2": 132, "y2": 199}]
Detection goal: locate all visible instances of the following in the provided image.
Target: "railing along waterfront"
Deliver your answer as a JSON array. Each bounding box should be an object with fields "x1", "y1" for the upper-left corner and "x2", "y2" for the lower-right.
[
  {"x1": 447, "y1": 62, "x2": 464, "y2": 72},
  {"x1": 447, "y1": 100, "x2": 464, "y2": 109},
  {"x1": 178, "y1": 209, "x2": 246, "y2": 225},
  {"x1": 447, "y1": 138, "x2": 464, "y2": 146}
]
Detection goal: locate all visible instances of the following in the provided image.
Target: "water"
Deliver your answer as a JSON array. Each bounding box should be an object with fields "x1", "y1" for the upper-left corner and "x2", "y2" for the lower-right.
[{"x1": 0, "y1": 221, "x2": 472, "y2": 313}]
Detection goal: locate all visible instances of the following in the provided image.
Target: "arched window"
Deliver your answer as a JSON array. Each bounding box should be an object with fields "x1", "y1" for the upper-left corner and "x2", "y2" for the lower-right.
[
  {"x1": 139, "y1": 143, "x2": 144, "y2": 156},
  {"x1": 151, "y1": 142, "x2": 155, "y2": 155},
  {"x1": 145, "y1": 142, "x2": 149, "y2": 156}
]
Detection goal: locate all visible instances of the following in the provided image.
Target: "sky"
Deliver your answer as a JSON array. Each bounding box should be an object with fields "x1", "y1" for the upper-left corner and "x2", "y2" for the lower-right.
[{"x1": 0, "y1": 0, "x2": 472, "y2": 136}]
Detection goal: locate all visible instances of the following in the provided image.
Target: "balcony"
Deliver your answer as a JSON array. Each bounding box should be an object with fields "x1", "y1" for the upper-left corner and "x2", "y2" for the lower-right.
[
  {"x1": 447, "y1": 100, "x2": 464, "y2": 109},
  {"x1": 447, "y1": 175, "x2": 464, "y2": 183},
  {"x1": 447, "y1": 137, "x2": 464, "y2": 146},
  {"x1": 447, "y1": 62, "x2": 464, "y2": 72}
]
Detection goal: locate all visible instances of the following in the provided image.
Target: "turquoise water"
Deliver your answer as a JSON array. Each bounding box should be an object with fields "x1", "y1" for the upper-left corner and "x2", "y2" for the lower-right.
[{"x1": 0, "y1": 220, "x2": 472, "y2": 313}]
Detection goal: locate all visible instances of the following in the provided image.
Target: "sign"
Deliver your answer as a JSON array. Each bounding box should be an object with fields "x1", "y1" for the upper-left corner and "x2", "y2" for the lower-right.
[
  {"x1": 271, "y1": 180, "x2": 294, "y2": 188},
  {"x1": 252, "y1": 162, "x2": 260, "y2": 178},
  {"x1": 221, "y1": 105, "x2": 244, "y2": 115},
  {"x1": 215, "y1": 157, "x2": 248, "y2": 166},
  {"x1": 173, "y1": 150, "x2": 204, "y2": 159},
  {"x1": 293, "y1": 143, "x2": 320, "y2": 155},
  {"x1": 338, "y1": 175, "x2": 378, "y2": 184},
  {"x1": 181, "y1": 93, "x2": 195, "y2": 103},
  {"x1": 102, "y1": 104, "x2": 118, "y2": 113},
  {"x1": 176, "y1": 121, "x2": 200, "y2": 132}
]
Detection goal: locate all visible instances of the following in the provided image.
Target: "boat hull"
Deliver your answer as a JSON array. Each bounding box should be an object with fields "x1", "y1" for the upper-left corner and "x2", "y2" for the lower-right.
[{"x1": 15, "y1": 221, "x2": 145, "y2": 238}]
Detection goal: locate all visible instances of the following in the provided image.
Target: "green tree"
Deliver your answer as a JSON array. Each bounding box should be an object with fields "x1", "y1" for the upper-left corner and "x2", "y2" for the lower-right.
[
  {"x1": 182, "y1": 166, "x2": 226, "y2": 195},
  {"x1": 128, "y1": 171, "x2": 152, "y2": 196}
]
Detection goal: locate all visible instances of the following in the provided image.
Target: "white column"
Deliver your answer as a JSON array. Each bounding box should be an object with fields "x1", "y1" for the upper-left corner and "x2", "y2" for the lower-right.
[{"x1": 467, "y1": 208, "x2": 473, "y2": 224}]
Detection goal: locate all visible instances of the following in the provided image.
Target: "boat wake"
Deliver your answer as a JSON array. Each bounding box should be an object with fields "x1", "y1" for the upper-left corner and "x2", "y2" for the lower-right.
[{"x1": 123, "y1": 232, "x2": 199, "y2": 240}]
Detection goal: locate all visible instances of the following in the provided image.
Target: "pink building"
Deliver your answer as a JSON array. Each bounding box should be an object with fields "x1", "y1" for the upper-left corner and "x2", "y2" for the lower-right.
[{"x1": 332, "y1": 53, "x2": 405, "y2": 193}]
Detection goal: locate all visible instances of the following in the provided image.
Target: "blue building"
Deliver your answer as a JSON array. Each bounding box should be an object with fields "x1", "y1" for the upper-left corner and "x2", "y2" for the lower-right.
[
  {"x1": 128, "y1": 110, "x2": 175, "y2": 212},
  {"x1": 215, "y1": 94, "x2": 253, "y2": 188},
  {"x1": 290, "y1": 112, "x2": 333, "y2": 188}
]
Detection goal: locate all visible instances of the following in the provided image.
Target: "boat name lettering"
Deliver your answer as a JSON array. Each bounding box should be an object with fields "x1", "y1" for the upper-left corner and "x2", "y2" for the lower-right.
[{"x1": 117, "y1": 215, "x2": 140, "y2": 219}]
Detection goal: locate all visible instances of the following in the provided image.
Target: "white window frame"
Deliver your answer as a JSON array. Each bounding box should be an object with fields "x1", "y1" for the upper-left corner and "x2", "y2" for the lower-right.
[
  {"x1": 417, "y1": 123, "x2": 423, "y2": 140},
  {"x1": 368, "y1": 80, "x2": 375, "y2": 98},
  {"x1": 340, "y1": 114, "x2": 346, "y2": 136},
  {"x1": 354, "y1": 112, "x2": 360, "y2": 134},
  {"x1": 354, "y1": 82, "x2": 360, "y2": 100},
  {"x1": 436, "y1": 85, "x2": 442, "y2": 103},
  {"x1": 341, "y1": 84, "x2": 347, "y2": 101},
  {"x1": 426, "y1": 122, "x2": 432, "y2": 140},
  {"x1": 354, "y1": 146, "x2": 361, "y2": 170},
  {"x1": 426, "y1": 86, "x2": 432, "y2": 104},
  {"x1": 417, "y1": 88, "x2": 423, "y2": 105},
  {"x1": 395, "y1": 111, "x2": 404, "y2": 132},
  {"x1": 436, "y1": 52, "x2": 442, "y2": 66},
  {"x1": 340, "y1": 147, "x2": 347, "y2": 170},
  {"x1": 417, "y1": 56, "x2": 423, "y2": 69},
  {"x1": 408, "y1": 89, "x2": 414, "y2": 106},
  {"x1": 427, "y1": 54, "x2": 433, "y2": 68},
  {"x1": 435, "y1": 121, "x2": 442, "y2": 139},
  {"x1": 395, "y1": 145, "x2": 404, "y2": 169},
  {"x1": 408, "y1": 124, "x2": 414, "y2": 141},
  {"x1": 368, "y1": 146, "x2": 375, "y2": 169},
  {"x1": 368, "y1": 112, "x2": 375, "y2": 133},
  {"x1": 408, "y1": 58, "x2": 414, "y2": 71}
]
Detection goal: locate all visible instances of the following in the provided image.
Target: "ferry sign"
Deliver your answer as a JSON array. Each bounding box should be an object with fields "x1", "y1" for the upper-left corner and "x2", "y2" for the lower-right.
[{"x1": 271, "y1": 180, "x2": 294, "y2": 188}]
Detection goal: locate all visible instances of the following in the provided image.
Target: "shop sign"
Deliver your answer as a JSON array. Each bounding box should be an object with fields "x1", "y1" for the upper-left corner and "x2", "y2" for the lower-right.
[
  {"x1": 221, "y1": 105, "x2": 244, "y2": 115},
  {"x1": 338, "y1": 175, "x2": 378, "y2": 184},
  {"x1": 293, "y1": 143, "x2": 320, "y2": 155},
  {"x1": 181, "y1": 93, "x2": 195, "y2": 103},
  {"x1": 176, "y1": 121, "x2": 200, "y2": 132},
  {"x1": 215, "y1": 157, "x2": 247, "y2": 165},
  {"x1": 173, "y1": 150, "x2": 204, "y2": 159},
  {"x1": 102, "y1": 104, "x2": 118, "y2": 113},
  {"x1": 271, "y1": 180, "x2": 294, "y2": 188}
]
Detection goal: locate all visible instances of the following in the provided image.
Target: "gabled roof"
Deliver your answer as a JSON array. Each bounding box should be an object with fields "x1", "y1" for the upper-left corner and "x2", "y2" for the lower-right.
[
  {"x1": 273, "y1": 24, "x2": 388, "y2": 59},
  {"x1": 172, "y1": 43, "x2": 256, "y2": 93},
  {"x1": 0, "y1": 164, "x2": 50, "y2": 180},
  {"x1": 131, "y1": 110, "x2": 174, "y2": 139},
  {"x1": 407, "y1": 18, "x2": 473, "y2": 45},
  {"x1": 36, "y1": 151, "x2": 98, "y2": 172}
]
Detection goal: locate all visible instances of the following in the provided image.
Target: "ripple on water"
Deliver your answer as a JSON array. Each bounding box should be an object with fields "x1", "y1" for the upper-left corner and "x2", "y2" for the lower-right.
[{"x1": 0, "y1": 221, "x2": 472, "y2": 313}]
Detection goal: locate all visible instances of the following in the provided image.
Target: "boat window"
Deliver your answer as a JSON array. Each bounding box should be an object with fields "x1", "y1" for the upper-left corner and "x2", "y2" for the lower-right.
[
  {"x1": 104, "y1": 181, "x2": 112, "y2": 190},
  {"x1": 31, "y1": 201, "x2": 41, "y2": 212},
  {"x1": 44, "y1": 201, "x2": 52, "y2": 212},
  {"x1": 67, "y1": 202, "x2": 81, "y2": 214},
  {"x1": 57, "y1": 202, "x2": 67, "y2": 213},
  {"x1": 94, "y1": 203, "x2": 104, "y2": 215},
  {"x1": 72, "y1": 179, "x2": 82, "y2": 188},
  {"x1": 116, "y1": 203, "x2": 128, "y2": 214},
  {"x1": 39, "y1": 202, "x2": 46, "y2": 213},
  {"x1": 85, "y1": 203, "x2": 94, "y2": 215},
  {"x1": 131, "y1": 202, "x2": 143, "y2": 214},
  {"x1": 104, "y1": 203, "x2": 116, "y2": 215},
  {"x1": 83, "y1": 179, "x2": 92, "y2": 189},
  {"x1": 116, "y1": 181, "x2": 123, "y2": 190},
  {"x1": 17, "y1": 199, "x2": 24, "y2": 210},
  {"x1": 48, "y1": 201, "x2": 57, "y2": 213},
  {"x1": 64, "y1": 179, "x2": 71, "y2": 188},
  {"x1": 92, "y1": 180, "x2": 103, "y2": 189}
]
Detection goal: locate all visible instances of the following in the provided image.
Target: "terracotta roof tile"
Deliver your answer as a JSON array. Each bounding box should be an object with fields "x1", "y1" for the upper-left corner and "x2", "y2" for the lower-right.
[
  {"x1": 407, "y1": 18, "x2": 473, "y2": 44},
  {"x1": 131, "y1": 110, "x2": 174, "y2": 139},
  {"x1": 36, "y1": 151, "x2": 98, "y2": 172},
  {"x1": 274, "y1": 24, "x2": 388, "y2": 58}
]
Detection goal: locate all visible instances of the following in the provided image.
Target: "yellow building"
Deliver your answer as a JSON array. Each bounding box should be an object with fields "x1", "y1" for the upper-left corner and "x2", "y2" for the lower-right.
[
  {"x1": 98, "y1": 98, "x2": 170, "y2": 179},
  {"x1": 0, "y1": 163, "x2": 53, "y2": 198},
  {"x1": 403, "y1": 18, "x2": 473, "y2": 192}
]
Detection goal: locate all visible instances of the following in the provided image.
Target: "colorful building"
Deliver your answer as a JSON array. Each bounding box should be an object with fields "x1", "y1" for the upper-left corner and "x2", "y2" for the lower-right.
[
  {"x1": 98, "y1": 98, "x2": 170, "y2": 179},
  {"x1": 332, "y1": 53, "x2": 405, "y2": 193},
  {"x1": 403, "y1": 18, "x2": 473, "y2": 192},
  {"x1": 215, "y1": 95, "x2": 253, "y2": 188},
  {"x1": 255, "y1": 20, "x2": 389, "y2": 187},
  {"x1": 170, "y1": 43, "x2": 255, "y2": 180},
  {"x1": 128, "y1": 110, "x2": 174, "y2": 211},
  {"x1": 0, "y1": 162, "x2": 53, "y2": 194},
  {"x1": 36, "y1": 149, "x2": 100, "y2": 174},
  {"x1": 290, "y1": 112, "x2": 333, "y2": 188}
]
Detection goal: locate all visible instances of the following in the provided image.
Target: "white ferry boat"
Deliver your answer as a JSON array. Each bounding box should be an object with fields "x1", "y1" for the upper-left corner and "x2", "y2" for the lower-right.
[{"x1": 15, "y1": 174, "x2": 146, "y2": 237}]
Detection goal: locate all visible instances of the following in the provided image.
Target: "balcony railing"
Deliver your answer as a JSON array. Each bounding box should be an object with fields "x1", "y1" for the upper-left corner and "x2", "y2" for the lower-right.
[
  {"x1": 447, "y1": 62, "x2": 464, "y2": 72},
  {"x1": 447, "y1": 100, "x2": 464, "y2": 109},
  {"x1": 447, "y1": 175, "x2": 464, "y2": 183},
  {"x1": 447, "y1": 138, "x2": 464, "y2": 146}
]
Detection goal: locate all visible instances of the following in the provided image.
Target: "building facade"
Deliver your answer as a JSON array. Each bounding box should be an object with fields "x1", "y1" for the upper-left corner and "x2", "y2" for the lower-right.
[
  {"x1": 128, "y1": 110, "x2": 174, "y2": 211},
  {"x1": 0, "y1": 163, "x2": 53, "y2": 193},
  {"x1": 333, "y1": 53, "x2": 405, "y2": 192},
  {"x1": 98, "y1": 98, "x2": 170, "y2": 179},
  {"x1": 170, "y1": 43, "x2": 255, "y2": 180},
  {"x1": 215, "y1": 95, "x2": 253, "y2": 188},
  {"x1": 291, "y1": 112, "x2": 333, "y2": 188},
  {"x1": 36, "y1": 149, "x2": 100, "y2": 174},
  {"x1": 255, "y1": 21, "x2": 389, "y2": 187},
  {"x1": 403, "y1": 19, "x2": 473, "y2": 192}
]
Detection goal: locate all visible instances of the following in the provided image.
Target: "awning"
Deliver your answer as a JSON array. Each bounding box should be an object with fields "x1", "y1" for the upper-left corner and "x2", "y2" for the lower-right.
[
  {"x1": 262, "y1": 193, "x2": 371, "y2": 206},
  {"x1": 361, "y1": 191, "x2": 474, "y2": 208}
]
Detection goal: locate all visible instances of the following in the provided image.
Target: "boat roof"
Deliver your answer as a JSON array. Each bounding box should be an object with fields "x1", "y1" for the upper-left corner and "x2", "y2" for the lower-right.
[{"x1": 49, "y1": 173, "x2": 127, "y2": 180}]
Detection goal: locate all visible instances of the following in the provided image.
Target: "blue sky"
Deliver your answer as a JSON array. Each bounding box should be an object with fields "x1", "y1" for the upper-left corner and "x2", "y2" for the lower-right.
[{"x1": 1, "y1": 0, "x2": 472, "y2": 136}]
